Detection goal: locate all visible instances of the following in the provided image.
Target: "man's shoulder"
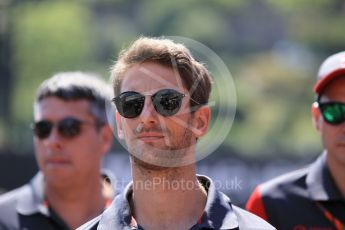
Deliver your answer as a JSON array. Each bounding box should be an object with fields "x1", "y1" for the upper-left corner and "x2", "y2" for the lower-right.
[
  {"x1": 0, "y1": 185, "x2": 29, "y2": 229},
  {"x1": 259, "y1": 166, "x2": 309, "y2": 197},
  {"x1": 0, "y1": 185, "x2": 27, "y2": 208},
  {"x1": 246, "y1": 166, "x2": 312, "y2": 222},
  {"x1": 232, "y1": 205, "x2": 276, "y2": 230}
]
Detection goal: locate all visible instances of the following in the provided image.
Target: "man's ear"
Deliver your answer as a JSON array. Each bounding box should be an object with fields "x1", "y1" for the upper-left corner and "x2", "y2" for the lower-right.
[
  {"x1": 192, "y1": 106, "x2": 211, "y2": 137},
  {"x1": 115, "y1": 111, "x2": 125, "y2": 139},
  {"x1": 311, "y1": 102, "x2": 322, "y2": 131},
  {"x1": 99, "y1": 125, "x2": 113, "y2": 155}
]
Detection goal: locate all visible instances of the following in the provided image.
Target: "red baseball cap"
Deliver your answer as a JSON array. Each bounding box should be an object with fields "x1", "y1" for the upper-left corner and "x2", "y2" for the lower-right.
[{"x1": 314, "y1": 51, "x2": 345, "y2": 94}]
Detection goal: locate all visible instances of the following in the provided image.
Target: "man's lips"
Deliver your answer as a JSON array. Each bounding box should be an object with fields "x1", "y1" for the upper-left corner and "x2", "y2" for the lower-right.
[
  {"x1": 46, "y1": 157, "x2": 70, "y2": 165},
  {"x1": 137, "y1": 133, "x2": 164, "y2": 142}
]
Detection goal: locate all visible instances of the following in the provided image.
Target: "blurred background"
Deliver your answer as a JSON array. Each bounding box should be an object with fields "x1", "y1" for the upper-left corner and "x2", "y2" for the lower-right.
[{"x1": 1, "y1": 0, "x2": 345, "y2": 206}]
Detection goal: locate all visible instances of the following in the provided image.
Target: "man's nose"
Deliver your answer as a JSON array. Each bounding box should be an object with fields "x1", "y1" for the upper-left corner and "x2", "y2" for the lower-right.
[
  {"x1": 140, "y1": 98, "x2": 159, "y2": 124},
  {"x1": 42, "y1": 126, "x2": 63, "y2": 150}
]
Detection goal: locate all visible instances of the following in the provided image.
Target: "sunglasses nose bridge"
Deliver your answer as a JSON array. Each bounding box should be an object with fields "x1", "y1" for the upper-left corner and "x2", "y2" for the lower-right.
[
  {"x1": 41, "y1": 127, "x2": 64, "y2": 152},
  {"x1": 139, "y1": 95, "x2": 159, "y2": 119},
  {"x1": 43, "y1": 124, "x2": 62, "y2": 142}
]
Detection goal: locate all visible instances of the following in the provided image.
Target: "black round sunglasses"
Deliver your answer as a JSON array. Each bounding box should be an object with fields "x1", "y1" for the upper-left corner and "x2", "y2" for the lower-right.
[{"x1": 112, "y1": 89, "x2": 198, "y2": 119}]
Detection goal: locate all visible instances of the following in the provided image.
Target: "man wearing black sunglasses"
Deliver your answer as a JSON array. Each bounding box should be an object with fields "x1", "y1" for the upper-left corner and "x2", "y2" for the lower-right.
[
  {"x1": 78, "y1": 37, "x2": 274, "y2": 230},
  {"x1": 246, "y1": 52, "x2": 345, "y2": 229},
  {"x1": 0, "y1": 72, "x2": 114, "y2": 230}
]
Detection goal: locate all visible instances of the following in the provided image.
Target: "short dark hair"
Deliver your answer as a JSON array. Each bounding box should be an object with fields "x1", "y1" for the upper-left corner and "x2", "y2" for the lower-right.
[
  {"x1": 111, "y1": 37, "x2": 212, "y2": 111},
  {"x1": 35, "y1": 72, "x2": 112, "y2": 124}
]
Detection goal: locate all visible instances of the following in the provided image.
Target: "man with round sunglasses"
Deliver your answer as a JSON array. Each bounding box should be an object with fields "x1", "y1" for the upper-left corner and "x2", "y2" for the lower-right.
[
  {"x1": 246, "y1": 51, "x2": 345, "y2": 229},
  {"x1": 78, "y1": 37, "x2": 274, "y2": 230},
  {"x1": 0, "y1": 72, "x2": 115, "y2": 230}
]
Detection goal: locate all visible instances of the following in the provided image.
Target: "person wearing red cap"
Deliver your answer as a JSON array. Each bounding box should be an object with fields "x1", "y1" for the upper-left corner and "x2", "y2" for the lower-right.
[{"x1": 246, "y1": 51, "x2": 345, "y2": 230}]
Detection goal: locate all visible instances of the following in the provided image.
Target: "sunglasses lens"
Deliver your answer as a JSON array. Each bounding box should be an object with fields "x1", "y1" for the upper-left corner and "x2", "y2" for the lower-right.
[
  {"x1": 153, "y1": 89, "x2": 183, "y2": 117},
  {"x1": 33, "y1": 121, "x2": 53, "y2": 139},
  {"x1": 114, "y1": 92, "x2": 145, "y2": 118},
  {"x1": 58, "y1": 118, "x2": 82, "y2": 138},
  {"x1": 320, "y1": 103, "x2": 345, "y2": 125}
]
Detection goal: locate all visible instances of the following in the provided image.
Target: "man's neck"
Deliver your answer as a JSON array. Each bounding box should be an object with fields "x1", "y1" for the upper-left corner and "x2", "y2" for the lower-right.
[
  {"x1": 327, "y1": 153, "x2": 345, "y2": 197},
  {"x1": 130, "y1": 164, "x2": 207, "y2": 230},
  {"x1": 45, "y1": 174, "x2": 108, "y2": 229}
]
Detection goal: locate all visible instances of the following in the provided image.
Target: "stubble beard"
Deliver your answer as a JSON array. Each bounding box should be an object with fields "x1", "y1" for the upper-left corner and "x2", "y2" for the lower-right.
[{"x1": 128, "y1": 125, "x2": 195, "y2": 170}]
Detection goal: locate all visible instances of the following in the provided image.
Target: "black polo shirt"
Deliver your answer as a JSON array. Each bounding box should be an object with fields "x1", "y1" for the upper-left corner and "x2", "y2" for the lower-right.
[
  {"x1": 0, "y1": 171, "x2": 114, "y2": 230},
  {"x1": 246, "y1": 152, "x2": 345, "y2": 230},
  {"x1": 78, "y1": 175, "x2": 275, "y2": 230}
]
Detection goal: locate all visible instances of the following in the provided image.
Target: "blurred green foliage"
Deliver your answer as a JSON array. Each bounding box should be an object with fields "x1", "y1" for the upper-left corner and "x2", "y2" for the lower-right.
[
  {"x1": 11, "y1": 1, "x2": 96, "y2": 121},
  {"x1": 2, "y1": 0, "x2": 344, "y2": 156}
]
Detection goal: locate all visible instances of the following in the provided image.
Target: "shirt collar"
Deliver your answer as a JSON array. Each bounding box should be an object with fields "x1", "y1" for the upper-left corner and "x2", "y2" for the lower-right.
[
  {"x1": 194, "y1": 175, "x2": 239, "y2": 229},
  {"x1": 16, "y1": 172, "x2": 48, "y2": 216},
  {"x1": 16, "y1": 170, "x2": 116, "y2": 216},
  {"x1": 306, "y1": 151, "x2": 343, "y2": 201},
  {"x1": 97, "y1": 175, "x2": 239, "y2": 230}
]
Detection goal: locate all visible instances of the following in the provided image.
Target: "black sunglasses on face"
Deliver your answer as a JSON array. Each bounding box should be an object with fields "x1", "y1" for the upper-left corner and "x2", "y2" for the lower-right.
[
  {"x1": 32, "y1": 117, "x2": 99, "y2": 139},
  {"x1": 318, "y1": 101, "x2": 345, "y2": 125},
  {"x1": 112, "y1": 89, "x2": 196, "y2": 119}
]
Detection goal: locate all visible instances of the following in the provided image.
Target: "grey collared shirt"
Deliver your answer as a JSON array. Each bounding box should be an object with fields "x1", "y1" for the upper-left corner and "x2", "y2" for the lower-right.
[
  {"x1": 0, "y1": 173, "x2": 70, "y2": 230},
  {"x1": 78, "y1": 175, "x2": 275, "y2": 230},
  {"x1": 0, "y1": 170, "x2": 115, "y2": 230}
]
